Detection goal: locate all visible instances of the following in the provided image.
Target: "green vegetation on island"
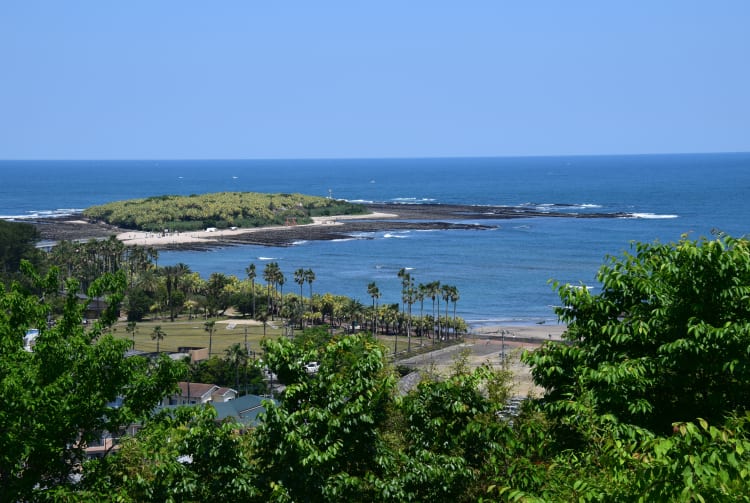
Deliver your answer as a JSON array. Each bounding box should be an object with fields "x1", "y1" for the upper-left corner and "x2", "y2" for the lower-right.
[{"x1": 83, "y1": 191, "x2": 367, "y2": 232}]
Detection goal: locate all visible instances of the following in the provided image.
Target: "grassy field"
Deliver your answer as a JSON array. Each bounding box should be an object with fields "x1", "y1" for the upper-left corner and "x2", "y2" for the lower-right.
[
  {"x1": 111, "y1": 318, "x2": 283, "y2": 355},
  {"x1": 109, "y1": 316, "x2": 431, "y2": 358}
]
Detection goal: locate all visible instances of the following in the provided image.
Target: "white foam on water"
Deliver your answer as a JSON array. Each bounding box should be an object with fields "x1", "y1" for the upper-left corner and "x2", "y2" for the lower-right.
[{"x1": 628, "y1": 213, "x2": 679, "y2": 220}]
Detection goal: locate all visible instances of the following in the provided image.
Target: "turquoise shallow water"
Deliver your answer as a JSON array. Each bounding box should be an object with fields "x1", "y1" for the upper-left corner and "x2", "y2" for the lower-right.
[{"x1": 2, "y1": 153, "x2": 748, "y2": 325}]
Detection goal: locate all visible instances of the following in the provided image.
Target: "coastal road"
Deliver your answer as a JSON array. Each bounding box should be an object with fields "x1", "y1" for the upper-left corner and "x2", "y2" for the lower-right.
[{"x1": 398, "y1": 325, "x2": 566, "y2": 397}]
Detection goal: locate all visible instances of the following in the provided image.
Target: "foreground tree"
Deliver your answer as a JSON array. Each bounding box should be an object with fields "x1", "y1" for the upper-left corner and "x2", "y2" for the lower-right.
[
  {"x1": 525, "y1": 234, "x2": 750, "y2": 434},
  {"x1": 0, "y1": 219, "x2": 41, "y2": 277},
  {"x1": 79, "y1": 407, "x2": 258, "y2": 501},
  {"x1": 0, "y1": 262, "x2": 182, "y2": 500},
  {"x1": 252, "y1": 332, "x2": 396, "y2": 501}
]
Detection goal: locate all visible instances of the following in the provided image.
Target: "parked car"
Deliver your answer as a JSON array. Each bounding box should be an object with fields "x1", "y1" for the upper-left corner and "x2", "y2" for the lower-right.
[{"x1": 304, "y1": 361, "x2": 320, "y2": 374}]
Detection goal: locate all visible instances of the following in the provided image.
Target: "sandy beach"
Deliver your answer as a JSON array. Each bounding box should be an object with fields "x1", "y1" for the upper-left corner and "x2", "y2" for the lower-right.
[{"x1": 115, "y1": 212, "x2": 399, "y2": 248}]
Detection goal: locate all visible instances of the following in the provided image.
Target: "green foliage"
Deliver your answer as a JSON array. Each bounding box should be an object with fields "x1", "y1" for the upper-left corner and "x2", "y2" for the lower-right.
[
  {"x1": 252, "y1": 332, "x2": 396, "y2": 501},
  {"x1": 205, "y1": 272, "x2": 234, "y2": 317},
  {"x1": 47, "y1": 237, "x2": 154, "y2": 296},
  {"x1": 486, "y1": 411, "x2": 750, "y2": 502},
  {"x1": 11, "y1": 232, "x2": 750, "y2": 501},
  {"x1": 124, "y1": 286, "x2": 153, "y2": 321},
  {"x1": 78, "y1": 406, "x2": 258, "y2": 501},
  {"x1": 0, "y1": 219, "x2": 42, "y2": 277},
  {"x1": 395, "y1": 363, "x2": 515, "y2": 501},
  {"x1": 524, "y1": 235, "x2": 750, "y2": 433},
  {"x1": 83, "y1": 191, "x2": 366, "y2": 232},
  {"x1": 498, "y1": 234, "x2": 750, "y2": 501},
  {"x1": 632, "y1": 415, "x2": 750, "y2": 501},
  {"x1": 0, "y1": 262, "x2": 183, "y2": 500}
]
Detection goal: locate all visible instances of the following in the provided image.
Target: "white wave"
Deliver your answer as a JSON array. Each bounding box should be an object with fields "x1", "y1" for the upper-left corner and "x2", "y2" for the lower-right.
[
  {"x1": 521, "y1": 202, "x2": 603, "y2": 211},
  {"x1": 628, "y1": 213, "x2": 679, "y2": 220},
  {"x1": 1, "y1": 208, "x2": 86, "y2": 220},
  {"x1": 330, "y1": 237, "x2": 358, "y2": 242},
  {"x1": 390, "y1": 197, "x2": 436, "y2": 203},
  {"x1": 383, "y1": 232, "x2": 409, "y2": 239},
  {"x1": 258, "y1": 256, "x2": 278, "y2": 261},
  {"x1": 345, "y1": 199, "x2": 374, "y2": 204},
  {"x1": 290, "y1": 240, "x2": 308, "y2": 246},
  {"x1": 347, "y1": 232, "x2": 376, "y2": 239}
]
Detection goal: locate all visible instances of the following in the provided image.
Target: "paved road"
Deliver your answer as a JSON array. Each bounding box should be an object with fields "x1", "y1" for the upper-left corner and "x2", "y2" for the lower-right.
[{"x1": 399, "y1": 334, "x2": 552, "y2": 397}]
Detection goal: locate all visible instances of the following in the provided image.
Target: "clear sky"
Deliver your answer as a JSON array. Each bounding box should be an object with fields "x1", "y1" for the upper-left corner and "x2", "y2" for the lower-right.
[{"x1": 1, "y1": 1, "x2": 748, "y2": 160}]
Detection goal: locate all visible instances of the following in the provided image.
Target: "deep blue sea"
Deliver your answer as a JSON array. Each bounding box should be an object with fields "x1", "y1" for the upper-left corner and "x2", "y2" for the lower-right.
[{"x1": 1, "y1": 154, "x2": 748, "y2": 327}]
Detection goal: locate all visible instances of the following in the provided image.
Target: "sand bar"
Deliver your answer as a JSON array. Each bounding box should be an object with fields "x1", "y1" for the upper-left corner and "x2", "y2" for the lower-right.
[{"x1": 115, "y1": 212, "x2": 398, "y2": 248}]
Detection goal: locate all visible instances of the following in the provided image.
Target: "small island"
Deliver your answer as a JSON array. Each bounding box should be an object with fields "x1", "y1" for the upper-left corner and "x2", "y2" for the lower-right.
[
  {"x1": 83, "y1": 191, "x2": 367, "y2": 232},
  {"x1": 29, "y1": 195, "x2": 636, "y2": 250}
]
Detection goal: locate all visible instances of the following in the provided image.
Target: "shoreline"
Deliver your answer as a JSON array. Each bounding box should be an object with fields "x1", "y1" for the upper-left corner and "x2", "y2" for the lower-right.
[
  {"x1": 470, "y1": 323, "x2": 566, "y2": 341},
  {"x1": 29, "y1": 202, "x2": 631, "y2": 250},
  {"x1": 113, "y1": 211, "x2": 401, "y2": 248}
]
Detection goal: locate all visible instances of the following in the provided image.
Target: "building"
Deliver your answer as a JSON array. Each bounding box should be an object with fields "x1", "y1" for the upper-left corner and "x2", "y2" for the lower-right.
[{"x1": 162, "y1": 381, "x2": 239, "y2": 406}]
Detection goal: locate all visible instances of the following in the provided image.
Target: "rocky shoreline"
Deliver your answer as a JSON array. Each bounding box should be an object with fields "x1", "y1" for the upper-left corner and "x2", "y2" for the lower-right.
[{"x1": 30, "y1": 203, "x2": 630, "y2": 250}]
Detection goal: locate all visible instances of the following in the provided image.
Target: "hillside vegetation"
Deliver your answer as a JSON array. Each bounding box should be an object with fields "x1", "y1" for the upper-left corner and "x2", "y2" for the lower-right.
[{"x1": 83, "y1": 192, "x2": 367, "y2": 232}]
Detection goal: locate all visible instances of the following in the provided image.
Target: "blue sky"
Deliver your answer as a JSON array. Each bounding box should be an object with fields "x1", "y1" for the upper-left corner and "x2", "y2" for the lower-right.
[{"x1": 1, "y1": 1, "x2": 748, "y2": 159}]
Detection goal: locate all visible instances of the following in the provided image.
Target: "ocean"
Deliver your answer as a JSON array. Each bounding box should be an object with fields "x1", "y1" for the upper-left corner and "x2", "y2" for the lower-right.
[{"x1": 1, "y1": 153, "x2": 748, "y2": 327}]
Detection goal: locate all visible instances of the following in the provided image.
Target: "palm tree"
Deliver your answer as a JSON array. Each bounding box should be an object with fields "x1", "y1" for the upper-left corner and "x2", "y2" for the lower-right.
[
  {"x1": 294, "y1": 268, "x2": 306, "y2": 327},
  {"x1": 224, "y1": 343, "x2": 248, "y2": 390},
  {"x1": 304, "y1": 268, "x2": 315, "y2": 313},
  {"x1": 427, "y1": 281, "x2": 441, "y2": 341},
  {"x1": 449, "y1": 285, "x2": 460, "y2": 329},
  {"x1": 151, "y1": 325, "x2": 166, "y2": 353},
  {"x1": 125, "y1": 245, "x2": 150, "y2": 288},
  {"x1": 294, "y1": 268, "x2": 306, "y2": 305},
  {"x1": 150, "y1": 300, "x2": 164, "y2": 321},
  {"x1": 367, "y1": 282, "x2": 380, "y2": 335},
  {"x1": 263, "y1": 262, "x2": 280, "y2": 319},
  {"x1": 183, "y1": 299, "x2": 199, "y2": 320},
  {"x1": 204, "y1": 320, "x2": 216, "y2": 357},
  {"x1": 161, "y1": 263, "x2": 189, "y2": 321},
  {"x1": 125, "y1": 321, "x2": 138, "y2": 349},
  {"x1": 397, "y1": 268, "x2": 415, "y2": 351},
  {"x1": 246, "y1": 263, "x2": 257, "y2": 318},
  {"x1": 277, "y1": 272, "x2": 286, "y2": 320},
  {"x1": 417, "y1": 283, "x2": 427, "y2": 341},
  {"x1": 137, "y1": 268, "x2": 161, "y2": 302},
  {"x1": 441, "y1": 284, "x2": 452, "y2": 339},
  {"x1": 257, "y1": 310, "x2": 269, "y2": 338},
  {"x1": 344, "y1": 298, "x2": 365, "y2": 333},
  {"x1": 146, "y1": 246, "x2": 159, "y2": 269}
]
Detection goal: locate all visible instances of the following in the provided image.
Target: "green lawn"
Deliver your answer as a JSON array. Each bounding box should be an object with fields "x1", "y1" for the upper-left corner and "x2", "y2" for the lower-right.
[
  {"x1": 112, "y1": 317, "x2": 283, "y2": 356},
  {"x1": 111, "y1": 316, "x2": 450, "y2": 359}
]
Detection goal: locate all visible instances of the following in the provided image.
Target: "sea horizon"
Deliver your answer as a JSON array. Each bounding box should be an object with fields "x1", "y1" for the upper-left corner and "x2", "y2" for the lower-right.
[{"x1": 2, "y1": 149, "x2": 748, "y2": 161}]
